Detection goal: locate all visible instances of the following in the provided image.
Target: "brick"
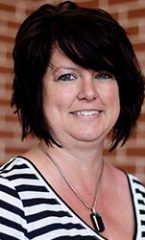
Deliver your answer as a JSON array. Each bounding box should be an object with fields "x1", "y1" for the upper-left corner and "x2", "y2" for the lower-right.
[
  {"x1": 0, "y1": 34, "x2": 14, "y2": 43},
  {"x1": 126, "y1": 26, "x2": 139, "y2": 36},
  {"x1": 133, "y1": 42, "x2": 145, "y2": 52},
  {"x1": 119, "y1": 164, "x2": 136, "y2": 175},
  {"x1": 5, "y1": 115, "x2": 17, "y2": 122},
  {"x1": 128, "y1": 8, "x2": 145, "y2": 19},
  {"x1": 0, "y1": 130, "x2": 14, "y2": 138},
  {"x1": 139, "y1": 113, "x2": 145, "y2": 122},
  {"x1": 109, "y1": 0, "x2": 136, "y2": 3},
  {"x1": 126, "y1": 148, "x2": 145, "y2": 156},
  {"x1": 0, "y1": 98, "x2": 10, "y2": 106},
  {"x1": 0, "y1": 3, "x2": 15, "y2": 12},
  {"x1": 111, "y1": 12, "x2": 119, "y2": 21},
  {"x1": 0, "y1": 18, "x2": 20, "y2": 30},
  {"x1": 0, "y1": 66, "x2": 12, "y2": 74},
  {"x1": 4, "y1": 82, "x2": 12, "y2": 90},
  {"x1": 5, "y1": 146, "x2": 26, "y2": 155},
  {"x1": 129, "y1": 130, "x2": 137, "y2": 139},
  {"x1": 77, "y1": 1, "x2": 99, "y2": 8}
]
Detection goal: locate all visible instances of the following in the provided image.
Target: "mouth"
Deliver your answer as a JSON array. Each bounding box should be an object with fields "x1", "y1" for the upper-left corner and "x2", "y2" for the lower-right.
[{"x1": 71, "y1": 110, "x2": 102, "y2": 117}]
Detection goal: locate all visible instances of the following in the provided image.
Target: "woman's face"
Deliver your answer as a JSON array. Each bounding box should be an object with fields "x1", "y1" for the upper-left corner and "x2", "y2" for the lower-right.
[{"x1": 43, "y1": 47, "x2": 120, "y2": 146}]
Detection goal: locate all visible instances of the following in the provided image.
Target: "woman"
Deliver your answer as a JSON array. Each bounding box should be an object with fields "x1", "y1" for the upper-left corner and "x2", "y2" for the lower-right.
[{"x1": 0, "y1": 1, "x2": 145, "y2": 239}]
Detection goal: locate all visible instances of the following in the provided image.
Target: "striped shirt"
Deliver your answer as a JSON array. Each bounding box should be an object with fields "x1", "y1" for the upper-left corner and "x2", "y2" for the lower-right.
[{"x1": 0, "y1": 157, "x2": 145, "y2": 240}]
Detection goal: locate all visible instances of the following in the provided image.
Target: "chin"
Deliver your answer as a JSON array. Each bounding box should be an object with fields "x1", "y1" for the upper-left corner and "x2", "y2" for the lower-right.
[{"x1": 74, "y1": 134, "x2": 103, "y2": 143}]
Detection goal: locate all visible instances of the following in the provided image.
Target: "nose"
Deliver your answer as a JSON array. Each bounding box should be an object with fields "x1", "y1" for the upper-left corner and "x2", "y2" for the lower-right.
[{"x1": 78, "y1": 78, "x2": 97, "y2": 101}]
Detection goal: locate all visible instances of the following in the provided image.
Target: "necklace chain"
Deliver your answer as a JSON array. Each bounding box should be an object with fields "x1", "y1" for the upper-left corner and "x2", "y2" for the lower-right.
[{"x1": 39, "y1": 143, "x2": 104, "y2": 213}]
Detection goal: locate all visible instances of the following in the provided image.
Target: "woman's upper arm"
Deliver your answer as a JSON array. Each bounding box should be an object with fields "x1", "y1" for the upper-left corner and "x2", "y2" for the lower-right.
[{"x1": 0, "y1": 176, "x2": 28, "y2": 240}]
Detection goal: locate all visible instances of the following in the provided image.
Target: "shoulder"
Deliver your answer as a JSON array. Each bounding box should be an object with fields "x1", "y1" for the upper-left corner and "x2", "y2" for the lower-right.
[
  {"x1": 0, "y1": 156, "x2": 42, "y2": 188},
  {"x1": 0, "y1": 156, "x2": 31, "y2": 196},
  {"x1": 0, "y1": 156, "x2": 30, "y2": 173},
  {"x1": 0, "y1": 157, "x2": 31, "y2": 238},
  {"x1": 0, "y1": 156, "x2": 48, "y2": 202},
  {"x1": 127, "y1": 173, "x2": 145, "y2": 195},
  {"x1": 127, "y1": 173, "x2": 145, "y2": 239},
  {"x1": 127, "y1": 173, "x2": 145, "y2": 205},
  {"x1": 0, "y1": 156, "x2": 37, "y2": 177},
  {"x1": 0, "y1": 156, "x2": 38, "y2": 201}
]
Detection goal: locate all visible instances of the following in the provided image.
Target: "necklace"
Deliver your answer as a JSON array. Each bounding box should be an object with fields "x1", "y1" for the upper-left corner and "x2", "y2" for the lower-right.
[{"x1": 39, "y1": 143, "x2": 105, "y2": 233}]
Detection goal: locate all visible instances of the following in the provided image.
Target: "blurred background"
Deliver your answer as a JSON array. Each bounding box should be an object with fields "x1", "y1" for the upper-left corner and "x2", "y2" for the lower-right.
[{"x1": 0, "y1": 0, "x2": 145, "y2": 182}]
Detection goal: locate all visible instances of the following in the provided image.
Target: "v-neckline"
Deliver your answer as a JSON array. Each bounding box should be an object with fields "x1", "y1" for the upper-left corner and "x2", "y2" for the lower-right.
[
  {"x1": 20, "y1": 156, "x2": 108, "y2": 240},
  {"x1": 18, "y1": 156, "x2": 137, "y2": 240}
]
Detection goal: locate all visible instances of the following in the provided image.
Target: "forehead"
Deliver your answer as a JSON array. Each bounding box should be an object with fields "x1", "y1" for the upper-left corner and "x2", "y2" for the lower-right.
[
  {"x1": 50, "y1": 47, "x2": 80, "y2": 69},
  {"x1": 49, "y1": 40, "x2": 115, "y2": 76},
  {"x1": 51, "y1": 47, "x2": 70, "y2": 61}
]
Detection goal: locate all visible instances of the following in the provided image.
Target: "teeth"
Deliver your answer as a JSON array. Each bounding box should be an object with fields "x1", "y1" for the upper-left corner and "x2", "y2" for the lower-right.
[{"x1": 76, "y1": 111, "x2": 99, "y2": 116}]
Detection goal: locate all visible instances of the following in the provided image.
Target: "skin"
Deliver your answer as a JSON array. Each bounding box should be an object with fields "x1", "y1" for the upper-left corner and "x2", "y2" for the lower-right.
[
  {"x1": 43, "y1": 47, "x2": 120, "y2": 149},
  {"x1": 24, "y1": 47, "x2": 134, "y2": 239}
]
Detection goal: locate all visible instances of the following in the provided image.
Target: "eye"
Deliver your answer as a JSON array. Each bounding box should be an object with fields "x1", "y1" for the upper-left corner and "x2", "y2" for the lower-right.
[
  {"x1": 58, "y1": 73, "x2": 77, "y2": 81},
  {"x1": 95, "y1": 71, "x2": 114, "y2": 80}
]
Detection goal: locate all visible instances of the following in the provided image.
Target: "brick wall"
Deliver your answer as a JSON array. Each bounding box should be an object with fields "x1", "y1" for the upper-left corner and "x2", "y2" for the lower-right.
[{"x1": 0, "y1": 0, "x2": 145, "y2": 182}]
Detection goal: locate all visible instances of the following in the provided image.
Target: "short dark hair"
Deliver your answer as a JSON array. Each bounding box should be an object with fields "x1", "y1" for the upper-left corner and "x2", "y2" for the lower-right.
[{"x1": 11, "y1": 1, "x2": 145, "y2": 150}]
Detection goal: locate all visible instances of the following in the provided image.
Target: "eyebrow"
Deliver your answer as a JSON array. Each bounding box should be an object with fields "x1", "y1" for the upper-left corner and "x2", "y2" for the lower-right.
[{"x1": 49, "y1": 62, "x2": 80, "y2": 73}]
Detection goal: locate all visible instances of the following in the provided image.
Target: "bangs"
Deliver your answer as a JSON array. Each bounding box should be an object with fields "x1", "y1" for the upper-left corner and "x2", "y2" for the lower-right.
[{"x1": 53, "y1": 16, "x2": 116, "y2": 74}]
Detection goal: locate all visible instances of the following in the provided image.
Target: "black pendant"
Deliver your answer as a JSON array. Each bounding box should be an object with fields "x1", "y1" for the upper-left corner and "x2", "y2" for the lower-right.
[{"x1": 90, "y1": 210, "x2": 105, "y2": 233}]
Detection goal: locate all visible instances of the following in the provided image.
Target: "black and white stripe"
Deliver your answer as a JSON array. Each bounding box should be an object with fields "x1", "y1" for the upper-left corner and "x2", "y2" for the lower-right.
[
  {"x1": 0, "y1": 157, "x2": 144, "y2": 240},
  {"x1": 128, "y1": 175, "x2": 145, "y2": 239}
]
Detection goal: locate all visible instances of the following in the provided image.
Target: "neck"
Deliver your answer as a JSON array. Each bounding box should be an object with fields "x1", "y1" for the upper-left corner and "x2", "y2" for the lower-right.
[
  {"x1": 43, "y1": 140, "x2": 104, "y2": 170},
  {"x1": 39, "y1": 141, "x2": 104, "y2": 190}
]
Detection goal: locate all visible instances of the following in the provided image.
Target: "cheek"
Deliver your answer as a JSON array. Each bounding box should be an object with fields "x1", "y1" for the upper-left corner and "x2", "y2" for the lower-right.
[
  {"x1": 99, "y1": 83, "x2": 119, "y2": 104},
  {"x1": 108, "y1": 90, "x2": 120, "y2": 104},
  {"x1": 43, "y1": 87, "x2": 74, "y2": 111},
  {"x1": 111, "y1": 84, "x2": 120, "y2": 104},
  {"x1": 108, "y1": 85, "x2": 120, "y2": 117}
]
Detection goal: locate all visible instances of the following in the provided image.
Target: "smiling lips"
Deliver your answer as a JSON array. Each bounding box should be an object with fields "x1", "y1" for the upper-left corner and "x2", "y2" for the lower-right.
[{"x1": 71, "y1": 110, "x2": 102, "y2": 117}]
